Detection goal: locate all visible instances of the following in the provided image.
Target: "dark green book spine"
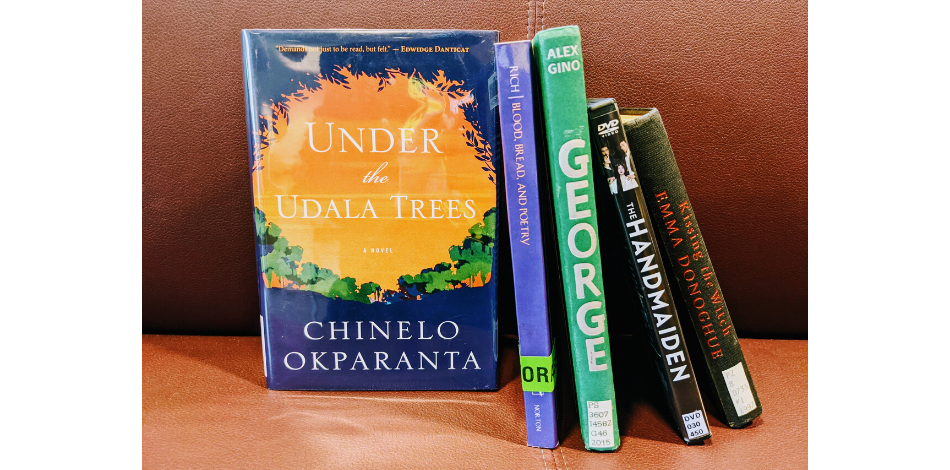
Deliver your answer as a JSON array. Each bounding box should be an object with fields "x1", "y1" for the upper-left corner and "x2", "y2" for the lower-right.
[
  {"x1": 620, "y1": 108, "x2": 762, "y2": 428},
  {"x1": 533, "y1": 26, "x2": 620, "y2": 451}
]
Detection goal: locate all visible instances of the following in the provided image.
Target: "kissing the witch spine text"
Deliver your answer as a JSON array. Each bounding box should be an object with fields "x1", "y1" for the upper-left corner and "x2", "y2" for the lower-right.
[{"x1": 620, "y1": 108, "x2": 762, "y2": 427}]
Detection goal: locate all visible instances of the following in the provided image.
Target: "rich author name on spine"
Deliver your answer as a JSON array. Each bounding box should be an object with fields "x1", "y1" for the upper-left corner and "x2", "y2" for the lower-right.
[
  {"x1": 503, "y1": 64, "x2": 533, "y2": 246},
  {"x1": 498, "y1": 39, "x2": 561, "y2": 448}
]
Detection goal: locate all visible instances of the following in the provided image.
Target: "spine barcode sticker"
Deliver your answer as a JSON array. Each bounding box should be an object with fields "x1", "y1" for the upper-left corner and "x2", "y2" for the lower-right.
[
  {"x1": 681, "y1": 410, "x2": 710, "y2": 440},
  {"x1": 722, "y1": 362, "x2": 757, "y2": 416},
  {"x1": 587, "y1": 400, "x2": 615, "y2": 448}
]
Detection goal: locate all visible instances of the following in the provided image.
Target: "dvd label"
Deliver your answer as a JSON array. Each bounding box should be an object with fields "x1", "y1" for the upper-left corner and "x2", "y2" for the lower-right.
[{"x1": 682, "y1": 410, "x2": 710, "y2": 440}]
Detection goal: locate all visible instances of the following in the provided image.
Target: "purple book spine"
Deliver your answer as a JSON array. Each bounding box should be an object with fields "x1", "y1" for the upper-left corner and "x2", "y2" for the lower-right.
[{"x1": 495, "y1": 40, "x2": 559, "y2": 449}]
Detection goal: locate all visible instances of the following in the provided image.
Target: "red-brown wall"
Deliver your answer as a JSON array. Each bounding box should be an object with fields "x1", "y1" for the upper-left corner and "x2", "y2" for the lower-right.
[{"x1": 143, "y1": 0, "x2": 807, "y2": 338}]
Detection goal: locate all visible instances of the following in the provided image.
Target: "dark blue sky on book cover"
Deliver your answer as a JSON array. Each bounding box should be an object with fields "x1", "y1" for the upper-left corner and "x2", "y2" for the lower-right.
[{"x1": 242, "y1": 30, "x2": 501, "y2": 390}]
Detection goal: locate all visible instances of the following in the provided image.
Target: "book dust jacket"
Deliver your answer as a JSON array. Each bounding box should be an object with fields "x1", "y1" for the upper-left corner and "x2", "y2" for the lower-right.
[{"x1": 241, "y1": 30, "x2": 500, "y2": 390}]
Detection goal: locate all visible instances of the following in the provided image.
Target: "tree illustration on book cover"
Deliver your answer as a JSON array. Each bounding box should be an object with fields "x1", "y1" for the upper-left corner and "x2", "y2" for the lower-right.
[
  {"x1": 243, "y1": 30, "x2": 500, "y2": 390},
  {"x1": 253, "y1": 66, "x2": 497, "y2": 299}
]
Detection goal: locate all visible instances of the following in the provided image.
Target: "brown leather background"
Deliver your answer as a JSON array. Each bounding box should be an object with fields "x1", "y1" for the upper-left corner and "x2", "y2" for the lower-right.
[
  {"x1": 143, "y1": 335, "x2": 808, "y2": 468},
  {"x1": 143, "y1": 1, "x2": 807, "y2": 338}
]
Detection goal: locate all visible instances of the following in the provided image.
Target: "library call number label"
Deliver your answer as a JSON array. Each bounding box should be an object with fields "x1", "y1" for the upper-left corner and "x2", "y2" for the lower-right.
[
  {"x1": 587, "y1": 400, "x2": 615, "y2": 448},
  {"x1": 722, "y1": 362, "x2": 757, "y2": 416}
]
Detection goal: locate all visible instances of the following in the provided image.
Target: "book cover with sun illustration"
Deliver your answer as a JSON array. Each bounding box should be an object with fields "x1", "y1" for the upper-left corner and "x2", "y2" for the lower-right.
[{"x1": 241, "y1": 30, "x2": 501, "y2": 390}]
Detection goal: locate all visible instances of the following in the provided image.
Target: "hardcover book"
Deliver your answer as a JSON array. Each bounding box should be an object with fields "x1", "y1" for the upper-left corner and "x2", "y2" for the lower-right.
[
  {"x1": 532, "y1": 26, "x2": 620, "y2": 451},
  {"x1": 496, "y1": 40, "x2": 571, "y2": 449},
  {"x1": 241, "y1": 29, "x2": 501, "y2": 390},
  {"x1": 619, "y1": 108, "x2": 762, "y2": 427},
  {"x1": 588, "y1": 99, "x2": 710, "y2": 444}
]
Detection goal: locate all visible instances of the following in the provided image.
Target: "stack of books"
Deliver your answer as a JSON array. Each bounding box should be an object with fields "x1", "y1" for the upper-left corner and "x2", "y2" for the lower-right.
[{"x1": 241, "y1": 27, "x2": 762, "y2": 451}]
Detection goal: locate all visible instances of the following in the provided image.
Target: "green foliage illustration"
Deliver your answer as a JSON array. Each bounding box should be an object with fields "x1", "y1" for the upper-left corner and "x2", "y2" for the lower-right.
[{"x1": 254, "y1": 207, "x2": 495, "y2": 303}]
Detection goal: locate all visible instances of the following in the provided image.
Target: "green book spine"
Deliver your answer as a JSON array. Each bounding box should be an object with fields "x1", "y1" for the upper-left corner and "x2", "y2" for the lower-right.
[
  {"x1": 533, "y1": 26, "x2": 620, "y2": 451},
  {"x1": 620, "y1": 108, "x2": 763, "y2": 428}
]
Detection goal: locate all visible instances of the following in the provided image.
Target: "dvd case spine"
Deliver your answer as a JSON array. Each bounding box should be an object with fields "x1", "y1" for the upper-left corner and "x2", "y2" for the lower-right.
[{"x1": 589, "y1": 99, "x2": 710, "y2": 443}]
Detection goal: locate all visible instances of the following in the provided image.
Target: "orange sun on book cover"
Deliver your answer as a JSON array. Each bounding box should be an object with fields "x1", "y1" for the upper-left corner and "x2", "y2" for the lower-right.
[{"x1": 242, "y1": 29, "x2": 501, "y2": 390}]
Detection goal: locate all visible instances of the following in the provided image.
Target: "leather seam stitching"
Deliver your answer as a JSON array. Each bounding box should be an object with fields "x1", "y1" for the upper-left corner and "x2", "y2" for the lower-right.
[
  {"x1": 540, "y1": 0, "x2": 545, "y2": 32},
  {"x1": 526, "y1": 0, "x2": 532, "y2": 39}
]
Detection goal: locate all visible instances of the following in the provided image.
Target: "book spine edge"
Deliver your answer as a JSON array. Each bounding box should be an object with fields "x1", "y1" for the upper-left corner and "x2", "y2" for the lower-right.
[
  {"x1": 588, "y1": 102, "x2": 710, "y2": 443},
  {"x1": 623, "y1": 111, "x2": 762, "y2": 427},
  {"x1": 496, "y1": 41, "x2": 559, "y2": 449},
  {"x1": 242, "y1": 32, "x2": 274, "y2": 388},
  {"x1": 533, "y1": 28, "x2": 620, "y2": 451}
]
